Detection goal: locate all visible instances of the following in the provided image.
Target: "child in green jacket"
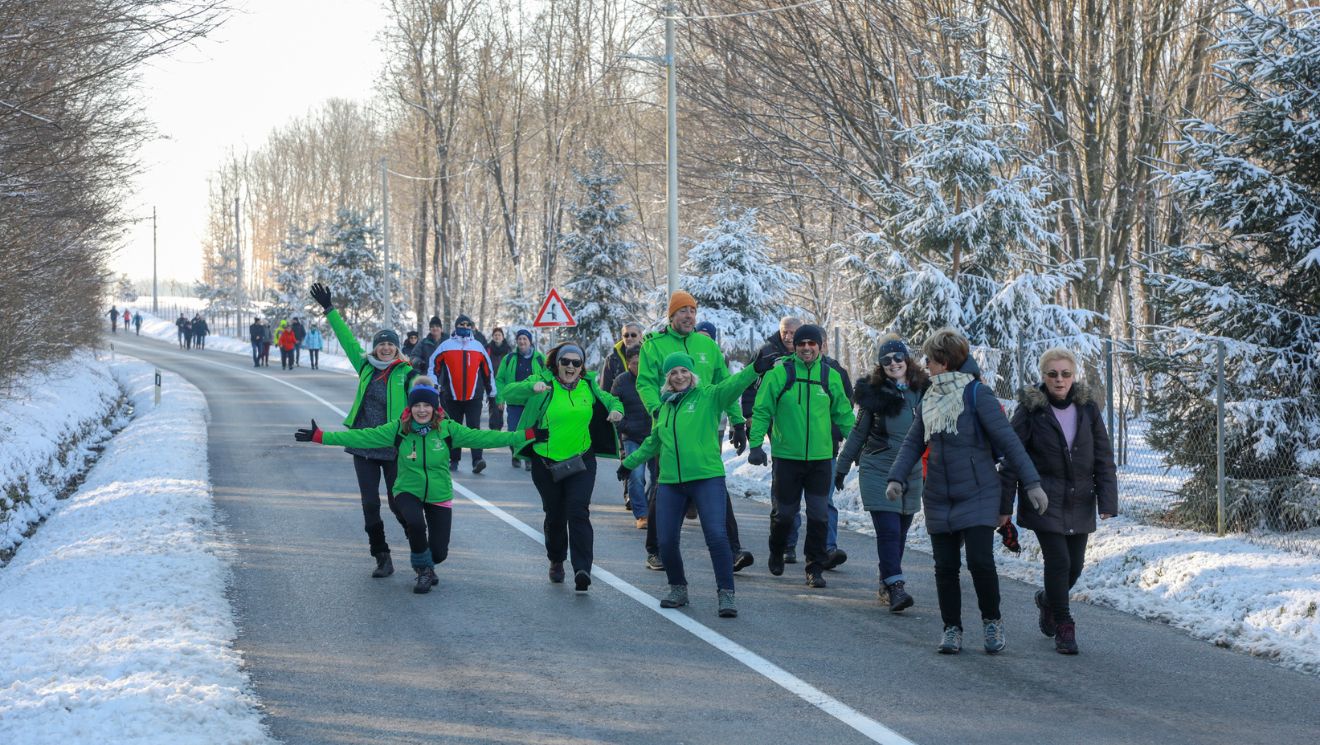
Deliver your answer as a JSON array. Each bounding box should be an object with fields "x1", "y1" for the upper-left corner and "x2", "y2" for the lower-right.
[{"x1": 296, "y1": 376, "x2": 546, "y2": 594}]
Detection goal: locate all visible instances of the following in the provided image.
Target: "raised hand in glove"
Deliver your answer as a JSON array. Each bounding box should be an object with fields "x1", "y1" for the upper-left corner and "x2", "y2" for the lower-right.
[
  {"x1": 1026, "y1": 484, "x2": 1049, "y2": 515},
  {"x1": 294, "y1": 419, "x2": 322, "y2": 443},
  {"x1": 834, "y1": 471, "x2": 847, "y2": 491},
  {"x1": 729, "y1": 423, "x2": 748, "y2": 455},
  {"x1": 747, "y1": 446, "x2": 768, "y2": 466},
  {"x1": 885, "y1": 481, "x2": 904, "y2": 502},
  {"x1": 309, "y1": 283, "x2": 333, "y2": 312},
  {"x1": 616, "y1": 464, "x2": 632, "y2": 481}
]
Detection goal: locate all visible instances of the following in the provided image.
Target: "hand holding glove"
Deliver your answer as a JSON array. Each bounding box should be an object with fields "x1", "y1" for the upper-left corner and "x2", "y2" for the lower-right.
[
  {"x1": 616, "y1": 464, "x2": 632, "y2": 482},
  {"x1": 747, "y1": 446, "x2": 768, "y2": 467},
  {"x1": 309, "y1": 283, "x2": 333, "y2": 312},
  {"x1": 294, "y1": 418, "x2": 322, "y2": 443},
  {"x1": 1026, "y1": 484, "x2": 1049, "y2": 515},
  {"x1": 729, "y1": 423, "x2": 747, "y2": 455},
  {"x1": 885, "y1": 481, "x2": 904, "y2": 502}
]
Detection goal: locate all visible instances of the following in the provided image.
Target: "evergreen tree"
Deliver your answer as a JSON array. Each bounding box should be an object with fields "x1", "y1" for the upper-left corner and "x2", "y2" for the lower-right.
[
  {"x1": 683, "y1": 206, "x2": 800, "y2": 357},
  {"x1": 312, "y1": 208, "x2": 385, "y2": 338},
  {"x1": 500, "y1": 277, "x2": 537, "y2": 330},
  {"x1": 1148, "y1": 3, "x2": 1320, "y2": 532},
  {"x1": 558, "y1": 152, "x2": 645, "y2": 364},
  {"x1": 264, "y1": 225, "x2": 315, "y2": 323},
  {"x1": 115, "y1": 274, "x2": 137, "y2": 303}
]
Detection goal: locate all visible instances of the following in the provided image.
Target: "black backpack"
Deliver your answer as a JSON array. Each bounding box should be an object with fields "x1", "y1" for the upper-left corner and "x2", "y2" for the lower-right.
[{"x1": 773, "y1": 357, "x2": 836, "y2": 408}]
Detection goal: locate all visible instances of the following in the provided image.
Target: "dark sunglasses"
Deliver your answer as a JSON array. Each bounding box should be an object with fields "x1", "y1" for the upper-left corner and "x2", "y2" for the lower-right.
[
  {"x1": 880, "y1": 353, "x2": 907, "y2": 366},
  {"x1": 795, "y1": 340, "x2": 819, "y2": 348},
  {"x1": 623, "y1": 332, "x2": 639, "y2": 338},
  {"x1": 558, "y1": 358, "x2": 584, "y2": 368},
  {"x1": 1046, "y1": 370, "x2": 1074, "y2": 379},
  {"x1": 457, "y1": 322, "x2": 474, "y2": 328}
]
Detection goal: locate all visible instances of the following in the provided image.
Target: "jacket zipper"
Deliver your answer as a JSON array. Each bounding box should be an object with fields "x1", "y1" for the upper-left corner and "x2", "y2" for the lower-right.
[
  {"x1": 419, "y1": 433, "x2": 430, "y2": 503},
  {"x1": 669, "y1": 403, "x2": 683, "y2": 482},
  {"x1": 803, "y1": 361, "x2": 812, "y2": 458}
]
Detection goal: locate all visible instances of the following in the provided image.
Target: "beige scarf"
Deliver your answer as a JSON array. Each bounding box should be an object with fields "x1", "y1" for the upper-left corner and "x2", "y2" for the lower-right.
[{"x1": 922, "y1": 371, "x2": 975, "y2": 441}]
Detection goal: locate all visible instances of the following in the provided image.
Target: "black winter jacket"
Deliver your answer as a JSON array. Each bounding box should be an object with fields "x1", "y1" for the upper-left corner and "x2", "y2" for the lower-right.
[
  {"x1": 610, "y1": 371, "x2": 652, "y2": 443},
  {"x1": 742, "y1": 333, "x2": 792, "y2": 420},
  {"x1": 1000, "y1": 382, "x2": 1119, "y2": 535}
]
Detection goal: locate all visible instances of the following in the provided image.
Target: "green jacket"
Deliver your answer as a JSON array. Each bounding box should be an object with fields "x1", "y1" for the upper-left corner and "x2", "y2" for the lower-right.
[
  {"x1": 322, "y1": 419, "x2": 532, "y2": 503},
  {"x1": 636, "y1": 325, "x2": 744, "y2": 424},
  {"x1": 749, "y1": 355, "x2": 855, "y2": 461},
  {"x1": 513, "y1": 370, "x2": 624, "y2": 460},
  {"x1": 494, "y1": 350, "x2": 547, "y2": 404},
  {"x1": 623, "y1": 364, "x2": 760, "y2": 484},
  {"x1": 327, "y1": 308, "x2": 415, "y2": 428}
]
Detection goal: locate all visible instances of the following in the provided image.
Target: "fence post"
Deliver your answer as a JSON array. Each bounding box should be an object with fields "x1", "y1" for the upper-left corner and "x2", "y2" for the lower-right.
[
  {"x1": 1016, "y1": 335, "x2": 1025, "y2": 392},
  {"x1": 1105, "y1": 336, "x2": 1114, "y2": 444},
  {"x1": 1216, "y1": 339, "x2": 1226, "y2": 536}
]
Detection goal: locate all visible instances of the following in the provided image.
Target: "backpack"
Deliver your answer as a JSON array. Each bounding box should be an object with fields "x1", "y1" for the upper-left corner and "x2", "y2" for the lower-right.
[
  {"x1": 773, "y1": 357, "x2": 836, "y2": 408},
  {"x1": 964, "y1": 380, "x2": 1005, "y2": 462}
]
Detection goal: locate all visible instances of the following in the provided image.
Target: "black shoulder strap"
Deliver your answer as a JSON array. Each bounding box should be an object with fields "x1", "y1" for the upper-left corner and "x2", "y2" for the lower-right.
[{"x1": 776, "y1": 360, "x2": 834, "y2": 406}]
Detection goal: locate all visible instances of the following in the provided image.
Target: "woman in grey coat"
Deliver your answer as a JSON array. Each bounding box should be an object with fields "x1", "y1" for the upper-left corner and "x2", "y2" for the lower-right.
[
  {"x1": 887, "y1": 328, "x2": 1046, "y2": 655},
  {"x1": 835, "y1": 336, "x2": 929, "y2": 612}
]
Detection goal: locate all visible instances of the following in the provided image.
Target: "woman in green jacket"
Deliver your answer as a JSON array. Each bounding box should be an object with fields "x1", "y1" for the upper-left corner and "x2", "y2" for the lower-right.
[
  {"x1": 296, "y1": 376, "x2": 544, "y2": 593},
  {"x1": 618, "y1": 352, "x2": 761, "y2": 618},
  {"x1": 513, "y1": 342, "x2": 624, "y2": 592}
]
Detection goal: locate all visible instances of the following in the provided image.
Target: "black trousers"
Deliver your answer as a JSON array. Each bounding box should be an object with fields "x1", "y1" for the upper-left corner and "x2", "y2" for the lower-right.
[
  {"x1": 530, "y1": 453, "x2": 596, "y2": 573},
  {"x1": 488, "y1": 398, "x2": 504, "y2": 430},
  {"x1": 929, "y1": 525, "x2": 1000, "y2": 629},
  {"x1": 308, "y1": 349, "x2": 319, "y2": 368},
  {"x1": 280, "y1": 348, "x2": 294, "y2": 368},
  {"x1": 395, "y1": 492, "x2": 453, "y2": 569},
  {"x1": 768, "y1": 458, "x2": 831, "y2": 572},
  {"x1": 443, "y1": 397, "x2": 485, "y2": 465},
  {"x1": 1035, "y1": 530, "x2": 1089, "y2": 624},
  {"x1": 645, "y1": 479, "x2": 742, "y2": 555},
  {"x1": 353, "y1": 455, "x2": 404, "y2": 557}
]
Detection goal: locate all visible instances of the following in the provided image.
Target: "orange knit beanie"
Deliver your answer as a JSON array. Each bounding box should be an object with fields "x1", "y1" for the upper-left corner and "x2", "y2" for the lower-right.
[{"x1": 667, "y1": 290, "x2": 697, "y2": 319}]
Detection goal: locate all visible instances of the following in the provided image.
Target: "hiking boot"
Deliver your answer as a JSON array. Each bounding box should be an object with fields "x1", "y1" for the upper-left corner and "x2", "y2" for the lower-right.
[
  {"x1": 646, "y1": 553, "x2": 665, "y2": 571},
  {"x1": 660, "y1": 584, "x2": 689, "y2": 608},
  {"x1": 472, "y1": 459, "x2": 487, "y2": 474},
  {"x1": 824, "y1": 548, "x2": 848, "y2": 570},
  {"x1": 805, "y1": 568, "x2": 827, "y2": 588},
  {"x1": 1055, "y1": 622, "x2": 1079, "y2": 655},
  {"x1": 685, "y1": 503, "x2": 698, "y2": 520},
  {"x1": 732, "y1": 550, "x2": 754, "y2": 572},
  {"x1": 511, "y1": 457, "x2": 519, "y2": 469},
  {"x1": 718, "y1": 589, "x2": 738, "y2": 618},
  {"x1": 782, "y1": 549, "x2": 797, "y2": 564},
  {"x1": 1035, "y1": 589, "x2": 1057, "y2": 637},
  {"x1": 413, "y1": 567, "x2": 438, "y2": 594},
  {"x1": 635, "y1": 517, "x2": 648, "y2": 530},
  {"x1": 983, "y1": 618, "x2": 1006, "y2": 654},
  {"x1": 887, "y1": 581, "x2": 914, "y2": 613},
  {"x1": 768, "y1": 550, "x2": 785, "y2": 576},
  {"x1": 548, "y1": 561, "x2": 565, "y2": 583},
  {"x1": 371, "y1": 553, "x2": 394, "y2": 578},
  {"x1": 524, "y1": 460, "x2": 533, "y2": 471},
  {"x1": 449, "y1": 462, "x2": 459, "y2": 472},
  {"x1": 938, "y1": 625, "x2": 962, "y2": 654},
  {"x1": 574, "y1": 570, "x2": 592, "y2": 592}
]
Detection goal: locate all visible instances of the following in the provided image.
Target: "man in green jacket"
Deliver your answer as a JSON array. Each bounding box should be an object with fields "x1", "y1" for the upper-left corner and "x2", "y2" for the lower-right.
[
  {"x1": 636, "y1": 290, "x2": 753, "y2": 572},
  {"x1": 748, "y1": 323, "x2": 855, "y2": 588}
]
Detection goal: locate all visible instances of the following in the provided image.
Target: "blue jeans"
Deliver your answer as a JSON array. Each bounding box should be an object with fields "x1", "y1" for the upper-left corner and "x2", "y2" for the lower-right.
[
  {"x1": 870, "y1": 511, "x2": 914, "y2": 585},
  {"x1": 785, "y1": 457, "x2": 839, "y2": 552},
  {"x1": 250, "y1": 340, "x2": 262, "y2": 366},
  {"x1": 656, "y1": 477, "x2": 734, "y2": 591},
  {"x1": 621, "y1": 440, "x2": 655, "y2": 519}
]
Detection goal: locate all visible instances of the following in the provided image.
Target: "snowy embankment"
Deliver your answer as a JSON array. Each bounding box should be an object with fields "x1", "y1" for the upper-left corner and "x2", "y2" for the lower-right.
[
  {"x1": 0, "y1": 356, "x2": 272, "y2": 743},
  {"x1": 723, "y1": 447, "x2": 1320, "y2": 675},
  {"x1": 124, "y1": 308, "x2": 358, "y2": 374}
]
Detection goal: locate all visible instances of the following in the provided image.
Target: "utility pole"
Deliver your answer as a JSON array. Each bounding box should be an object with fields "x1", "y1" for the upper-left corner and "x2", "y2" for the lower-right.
[
  {"x1": 151, "y1": 206, "x2": 158, "y2": 314},
  {"x1": 381, "y1": 156, "x2": 393, "y2": 330},
  {"x1": 665, "y1": 1, "x2": 679, "y2": 297},
  {"x1": 234, "y1": 197, "x2": 243, "y2": 313}
]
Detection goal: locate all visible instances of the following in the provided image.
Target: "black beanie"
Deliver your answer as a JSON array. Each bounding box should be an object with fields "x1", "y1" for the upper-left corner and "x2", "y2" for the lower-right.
[
  {"x1": 428, "y1": 315, "x2": 442, "y2": 328},
  {"x1": 455, "y1": 314, "x2": 474, "y2": 327},
  {"x1": 408, "y1": 384, "x2": 440, "y2": 409},
  {"x1": 793, "y1": 324, "x2": 824, "y2": 346},
  {"x1": 372, "y1": 329, "x2": 400, "y2": 348}
]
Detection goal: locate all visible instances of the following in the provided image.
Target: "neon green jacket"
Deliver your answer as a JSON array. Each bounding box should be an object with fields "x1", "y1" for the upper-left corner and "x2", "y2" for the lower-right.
[
  {"x1": 494, "y1": 350, "x2": 547, "y2": 404},
  {"x1": 636, "y1": 325, "x2": 743, "y2": 424},
  {"x1": 749, "y1": 355, "x2": 855, "y2": 461},
  {"x1": 327, "y1": 308, "x2": 415, "y2": 428},
  {"x1": 512, "y1": 370, "x2": 624, "y2": 460},
  {"x1": 622, "y1": 364, "x2": 759, "y2": 484},
  {"x1": 322, "y1": 419, "x2": 532, "y2": 503}
]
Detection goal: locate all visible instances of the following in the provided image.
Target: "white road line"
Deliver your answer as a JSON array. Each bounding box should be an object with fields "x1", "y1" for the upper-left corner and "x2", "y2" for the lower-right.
[{"x1": 157, "y1": 340, "x2": 917, "y2": 745}]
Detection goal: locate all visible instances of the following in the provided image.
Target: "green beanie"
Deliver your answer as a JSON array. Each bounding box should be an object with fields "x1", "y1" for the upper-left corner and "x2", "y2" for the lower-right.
[{"x1": 662, "y1": 351, "x2": 695, "y2": 375}]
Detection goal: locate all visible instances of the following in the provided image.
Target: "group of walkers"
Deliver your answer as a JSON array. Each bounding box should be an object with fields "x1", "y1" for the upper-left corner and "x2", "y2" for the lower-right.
[
  {"x1": 107, "y1": 307, "x2": 143, "y2": 335},
  {"x1": 248, "y1": 316, "x2": 323, "y2": 369},
  {"x1": 291, "y1": 283, "x2": 1118, "y2": 656},
  {"x1": 174, "y1": 313, "x2": 211, "y2": 350}
]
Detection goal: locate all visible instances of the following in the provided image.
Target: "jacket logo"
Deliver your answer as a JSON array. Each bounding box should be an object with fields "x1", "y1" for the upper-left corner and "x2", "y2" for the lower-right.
[
  {"x1": 698, "y1": 352, "x2": 709, "y2": 364},
  {"x1": 685, "y1": 403, "x2": 696, "y2": 413}
]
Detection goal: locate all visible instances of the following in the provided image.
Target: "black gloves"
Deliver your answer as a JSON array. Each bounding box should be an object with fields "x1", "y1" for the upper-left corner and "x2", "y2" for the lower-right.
[
  {"x1": 616, "y1": 464, "x2": 632, "y2": 481},
  {"x1": 729, "y1": 423, "x2": 747, "y2": 455},
  {"x1": 747, "y1": 446, "x2": 767, "y2": 466},
  {"x1": 533, "y1": 427, "x2": 551, "y2": 443},
  {"x1": 834, "y1": 471, "x2": 846, "y2": 491},
  {"x1": 294, "y1": 418, "x2": 321, "y2": 442},
  {"x1": 309, "y1": 283, "x2": 333, "y2": 312}
]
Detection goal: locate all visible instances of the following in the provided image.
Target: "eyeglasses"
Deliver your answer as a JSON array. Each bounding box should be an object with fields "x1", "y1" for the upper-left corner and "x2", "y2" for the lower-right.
[
  {"x1": 1045, "y1": 370, "x2": 1074, "y2": 379},
  {"x1": 795, "y1": 340, "x2": 819, "y2": 348},
  {"x1": 558, "y1": 358, "x2": 584, "y2": 368},
  {"x1": 623, "y1": 332, "x2": 639, "y2": 338},
  {"x1": 880, "y1": 353, "x2": 907, "y2": 366}
]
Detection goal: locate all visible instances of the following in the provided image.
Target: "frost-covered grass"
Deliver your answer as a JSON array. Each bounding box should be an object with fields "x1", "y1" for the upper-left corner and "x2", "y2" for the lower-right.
[{"x1": 0, "y1": 358, "x2": 273, "y2": 743}]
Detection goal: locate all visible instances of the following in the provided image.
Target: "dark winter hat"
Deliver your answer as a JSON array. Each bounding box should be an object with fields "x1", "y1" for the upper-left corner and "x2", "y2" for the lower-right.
[
  {"x1": 405, "y1": 331, "x2": 419, "y2": 340},
  {"x1": 372, "y1": 330, "x2": 400, "y2": 348},
  {"x1": 408, "y1": 384, "x2": 441, "y2": 410},
  {"x1": 515, "y1": 328, "x2": 533, "y2": 342},
  {"x1": 878, "y1": 338, "x2": 909, "y2": 363},
  {"x1": 695, "y1": 321, "x2": 718, "y2": 340},
  {"x1": 455, "y1": 314, "x2": 474, "y2": 328},
  {"x1": 662, "y1": 352, "x2": 695, "y2": 375},
  {"x1": 428, "y1": 315, "x2": 443, "y2": 328},
  {"x1": 793, "y1": 324, "x2": 824, "y2": 347}
]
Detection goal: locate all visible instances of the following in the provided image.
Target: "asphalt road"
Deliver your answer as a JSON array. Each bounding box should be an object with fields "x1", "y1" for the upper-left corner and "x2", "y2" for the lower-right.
[{"x1": 111, "y1": 333, "x2": 1320, "y2": 745}]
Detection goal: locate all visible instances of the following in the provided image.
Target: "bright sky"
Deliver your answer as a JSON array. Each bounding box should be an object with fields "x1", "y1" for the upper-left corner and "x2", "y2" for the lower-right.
[{"x1": 115, "y1": 0, "x2": 389, "y2": 285}]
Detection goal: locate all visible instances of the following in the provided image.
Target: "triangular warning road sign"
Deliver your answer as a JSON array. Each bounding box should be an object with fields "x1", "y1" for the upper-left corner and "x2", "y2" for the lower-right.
[{"x1": 533, "y1": 288, "x2": 576, "y2": 327}]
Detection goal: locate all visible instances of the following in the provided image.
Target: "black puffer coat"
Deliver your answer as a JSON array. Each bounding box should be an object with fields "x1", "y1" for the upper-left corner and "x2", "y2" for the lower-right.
[
  {"x1": 999, "y1": 382, "x2": 1119, "y2": 535},
  {"x1": 742, "y1": 332, "x2": 791, "y2": 421},
  {"x1": 610, "y1": 371, "x2": 652, "y2": 443}
]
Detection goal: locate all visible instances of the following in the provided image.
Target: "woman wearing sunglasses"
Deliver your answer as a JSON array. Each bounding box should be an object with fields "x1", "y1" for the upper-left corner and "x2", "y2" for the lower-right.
[
  {"x1": 835, "y1": 336, "x2": 930, "y2": 613},
  {"x1": 510, "y1": 342, "x2": 625, "y2": 591},
  {"x1": 1000, "y1": 348, "x2": 1118, "y2": 654}
]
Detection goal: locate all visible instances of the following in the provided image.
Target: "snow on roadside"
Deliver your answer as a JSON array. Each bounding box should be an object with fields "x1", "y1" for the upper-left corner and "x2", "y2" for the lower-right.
[
  {"x1": 722, "y1": 446, "x2": 1320, "y2": 675},
  {"x1": 0, "y1": 358, "x2": 273, "y2": 744}
]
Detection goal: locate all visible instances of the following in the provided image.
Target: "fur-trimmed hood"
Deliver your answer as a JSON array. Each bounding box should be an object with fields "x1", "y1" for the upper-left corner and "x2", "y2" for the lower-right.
[
  {"x1": 854, "y1": 375, "x2": 917, "y2": 418},
  {"x1": 1018, "y1": 381, "x2": 1098, "y2": 412}
]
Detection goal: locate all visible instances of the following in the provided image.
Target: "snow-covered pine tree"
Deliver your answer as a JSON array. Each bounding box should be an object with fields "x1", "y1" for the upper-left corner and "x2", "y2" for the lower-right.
[
  {"x1": 1147, "y1": 3, "x2": 1320, "y2": 532},
  {"x1": 500, "y1": 277, "x2": 537, "y2": 331},
  {"x1": 558, "y1": 151, "x2": 645, "y2": 364},
  {"x1": 841, "y1": 15, "x2": 1096, "y2": 389},
  {"x1": 312, "y1": 208, "x2": 384, "y2": 338},
  {"x1": 264, "y1": 225, "x2": 315, "y2": 323},
  {"x1": 115, "y1": 274, "x2": 137, "y2": 303},
  {"x1": 683, "y1": 206, "x2": 800, "y2": 358}
]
